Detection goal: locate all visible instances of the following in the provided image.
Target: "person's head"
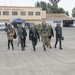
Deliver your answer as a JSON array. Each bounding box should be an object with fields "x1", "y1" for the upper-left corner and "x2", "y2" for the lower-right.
[
  {"x1": 48, "y1": 24, "x2": 52, "y2": 27},
  {"x1": 42, "y1": 21, "x2": 46, "y2": 26},
  {"x1": 17, "y1": 24, "x2": 20, "y2": 27},
  {"x1": 8, "y1": 24, "x2": 12, "y2": 28},
  {"x1": 22, "y1": 23, "x2": 25, "y2": 28},
  {"x1": 19, "y1": 24, "x2": 22, "y2": 29},
  {"x1": 31, "y1": 25, "x2": 34, "y2": 29},
  {"x1": 57, "y1": 23, "x2": 61, "y2": 27},
  {"x1": 34, "y1": 25, "x2": 36, "y2": 28}
]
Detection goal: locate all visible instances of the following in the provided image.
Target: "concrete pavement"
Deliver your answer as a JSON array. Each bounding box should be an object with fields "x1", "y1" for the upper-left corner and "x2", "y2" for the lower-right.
[{"x1": 0, "y1": 27, "x2": 75, "y2": 75}]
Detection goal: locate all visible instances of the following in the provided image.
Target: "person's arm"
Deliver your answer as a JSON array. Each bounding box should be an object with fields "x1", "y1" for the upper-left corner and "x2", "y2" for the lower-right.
[
  {"x1": 36, "y1": 29, "x2": 39, "y2": 39},
  {"x1": 29, "y1": 29, "x2": 32, "y2": 40},
  {"x1": 24, "y1": 29, "x2": 27, "y2": 36},
  {"x1": 51, "y1": 28, "x2": 54, "y2": 37},
  {"x1": 61, "y1": 27, "x2": 62, "y2": 37}
]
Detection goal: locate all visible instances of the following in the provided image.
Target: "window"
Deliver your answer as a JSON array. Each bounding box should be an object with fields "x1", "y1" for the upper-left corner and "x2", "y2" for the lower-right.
[
  {"x1": 35, "y1": 12, "x2": 40, "y2": 16},
  {"x1": 28, "y1": 12, "x2": 33, "y2": 16},
  {"x1": 3, "y1": 11, "x2": 9, "y2": 15},
  {"x1": 53, "y1": 21, "x2": 61, "y2": 23},
  {"x1": 12, "y1": 11, "x2": 18, "y2": 15},
  {"x1": 20, "y1": 11, "x2": 26, "y2": 15}
]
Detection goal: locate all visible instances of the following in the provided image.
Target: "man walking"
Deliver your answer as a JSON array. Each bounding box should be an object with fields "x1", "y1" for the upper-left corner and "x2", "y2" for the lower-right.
[
  {"x1": 29, "y1": 25, "x2": 38, "y2": 51},
  {"x1": 19, "y1": 25, "x2": 27, "y2": 51},
  {"x1": 7, "y1": 24, "x2": 14, "y2": 50},
  {"x1": 54, "y1": 23, "x2": 63, "y2": 50},
  {"x1": 40, "y1": 22, "x2": 49, "y2": 51}
]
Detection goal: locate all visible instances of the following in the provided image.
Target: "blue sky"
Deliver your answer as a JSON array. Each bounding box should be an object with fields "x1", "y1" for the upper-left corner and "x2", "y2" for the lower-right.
[{"x1": 0, "y1": 0, "x2": 75, "y2": 16}]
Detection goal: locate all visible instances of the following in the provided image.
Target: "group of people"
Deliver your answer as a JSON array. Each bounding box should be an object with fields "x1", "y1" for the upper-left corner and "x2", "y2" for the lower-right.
[
  {"x1": 6, "y1": 23, "x2": 27, "y2": 51},
  {"x1": 29, "y1": 22, "x2": 63, "y2": 51},
  {"x1": 6, "y1": 21, "x2": 63, "y2": 51}
]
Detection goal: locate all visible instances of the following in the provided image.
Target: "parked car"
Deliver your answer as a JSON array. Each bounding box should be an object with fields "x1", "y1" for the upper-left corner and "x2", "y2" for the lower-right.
[{"x1": 0, "y1": 23, "x2": 5, "y2": 30}]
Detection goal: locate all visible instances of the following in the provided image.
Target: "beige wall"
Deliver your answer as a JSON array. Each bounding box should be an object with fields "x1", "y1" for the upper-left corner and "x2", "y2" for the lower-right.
[
  {"x1": 42, "y1": 11, "x2": 46, "y2": 19},
  {"x1": 0, "y1": 6, "x2": 46, "y2": 24}
]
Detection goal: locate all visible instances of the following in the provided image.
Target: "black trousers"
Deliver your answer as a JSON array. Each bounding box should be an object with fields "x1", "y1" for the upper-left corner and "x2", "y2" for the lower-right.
[
  {"x1": 32, "y1": 40, "x2": 37, "y2": 50},
  {"x1": 21, "y1": 37, "x2": 26, "y2": 49},
  {"x1": 8, "y1": 40, "x2": 14, "y2": 49},
  {"x1": 55, "y1": 35, "x2": 62, "y2": 49}
]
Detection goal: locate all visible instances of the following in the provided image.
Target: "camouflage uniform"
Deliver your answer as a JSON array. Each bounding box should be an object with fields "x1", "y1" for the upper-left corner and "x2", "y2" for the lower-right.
[{"x1": 40, "y1": 25, "x2": 49, "y2": 51}]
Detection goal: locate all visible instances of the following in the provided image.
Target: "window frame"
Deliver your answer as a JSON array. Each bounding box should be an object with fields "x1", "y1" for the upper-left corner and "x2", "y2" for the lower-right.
[
  {"x1": 12, "y1": 11, "x2": 18, "y2": 15},
  {"x1": 3, "y1": 11, "x2": 9, "y2": 15},
  {"x1": 20, "y1": 11, "x2": 26, "y2": 16},
  {"x1": 35, "y1": 12, "x2": 40, "y2": 16},
  {"x1": 28, "y1": 11, "x2": 33, "y2": 16}
]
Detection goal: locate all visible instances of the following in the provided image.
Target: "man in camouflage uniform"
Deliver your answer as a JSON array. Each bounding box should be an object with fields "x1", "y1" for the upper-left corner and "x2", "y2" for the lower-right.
[{"x1": 40, "y1": 22, "x2": 49, "y2": 51}]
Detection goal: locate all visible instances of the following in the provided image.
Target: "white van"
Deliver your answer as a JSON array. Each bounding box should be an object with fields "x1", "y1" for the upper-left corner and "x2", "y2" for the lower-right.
[{"x1": 0, "y1": 23, "x2": 5, "y2": 30}]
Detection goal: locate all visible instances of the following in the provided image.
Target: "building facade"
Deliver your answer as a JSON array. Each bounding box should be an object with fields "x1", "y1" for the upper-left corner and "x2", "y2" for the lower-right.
[
  {"x1": 0, "y1": 6, "x2": 46, "y2": 25},
  {"x1": 44, "y1": 13, "x2": 73, "y2": 27}
]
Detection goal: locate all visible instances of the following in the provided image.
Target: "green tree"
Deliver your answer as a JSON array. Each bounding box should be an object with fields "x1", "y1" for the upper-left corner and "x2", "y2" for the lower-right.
[
  {"x1": 46, "y1": 3, "x2": 52, "y2": 13},
  {"x1": 35, "y1": 1, "x2": 65, "y2": 13},
  {"x1": 40, "y1": 1, "x2": 47, "y2": 10},
  {"x1": 65, "y1": 11, "x2": 69, "y2": 16},
  {"x1": 35, "y1": 1, "x2": 40, "y2": 7},
  {"x1": 72, "y1": 7, "x2": 75, "y2": 17},
  {"x1": 58, "y1": 8, "x2": 65, "y2": 13}
]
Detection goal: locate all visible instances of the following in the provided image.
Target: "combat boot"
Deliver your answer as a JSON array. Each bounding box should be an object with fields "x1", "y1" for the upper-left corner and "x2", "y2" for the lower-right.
[{"x1": 44, "y1": 47, "x2": 46, "y2": 51}]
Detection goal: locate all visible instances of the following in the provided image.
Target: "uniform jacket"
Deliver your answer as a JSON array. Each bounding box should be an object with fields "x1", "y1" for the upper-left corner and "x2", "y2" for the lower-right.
[
  {"x1": 20, "y1": 28, "x2": 27, "y2": 39},
  {"x1": 40, "y1": 25, "x2": 49, "y2": 37},
  {"x1": 29, "y1": 28, "x2": 38, "y2": 41},
  {"x1": 7, "y1": 28, "x2": 14, "y2": 40},
  {"x1": 55, "y1": 26, "x2": 62, "y2": 37}
]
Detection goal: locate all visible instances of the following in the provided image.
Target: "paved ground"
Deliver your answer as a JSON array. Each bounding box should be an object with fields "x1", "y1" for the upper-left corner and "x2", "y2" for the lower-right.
[{"x1": 0, "y1": 27, "x2": 75, "y2": 75}]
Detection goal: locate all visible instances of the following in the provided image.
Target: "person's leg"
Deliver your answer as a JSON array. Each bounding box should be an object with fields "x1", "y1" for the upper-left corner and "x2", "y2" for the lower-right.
[
  {"x1": 59, "y1": 36, "x2": 62, "y2": 50},
  {"x1": 8, "y1": 39, "x2": 10, "y2": 49},
  {"x1": 21, "y1": 39, "x2": 24, "y2": 50},
  {"x1": 49, "y1": 38, "x2": 52, "y2": 48},
  {"x1": 55, "y1": 36, "x2": 58, "y2": 48},
  {"x1": 38, "y1": 33, "x2": 40, "y2": 41},
  {"x1": 17, "y1": 36, "x2": 20, "y2": 47},
  {"x1": 24, "y1": 38, "x2": 26, "y2": 48},
  {"x1": 43, "y1": 37, "x2": 46, "y2": 51},
  {"x1": 32, "y1": 41, "x2": 36, "y2": 51},
  {"x1": 25, "y1": 37, "x2": 27, "y2": 47},
  {"x1": 41, "y1": 36, "x2": 46, "y2": 51},
  {"x1": 11, "y1": 40, "x2": 14, "y2": 50},
  {"x1": 48, "y1": 38, "x2": 50, "y2": 48}
]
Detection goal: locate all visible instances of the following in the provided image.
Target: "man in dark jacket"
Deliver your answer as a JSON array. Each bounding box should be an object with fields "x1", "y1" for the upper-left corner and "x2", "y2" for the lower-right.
[
  {"x1": 19, "y1": 25, "x2": 27, "y2": 51},
  {"x1": 54, "y1": 23, "x2": 63, "y2": 50},
  {"x1": 29, "y1": 25, "x2": 38, "y2": 51}
]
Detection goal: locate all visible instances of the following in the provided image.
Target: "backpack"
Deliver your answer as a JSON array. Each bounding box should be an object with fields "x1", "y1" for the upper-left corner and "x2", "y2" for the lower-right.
[{"x1": 13, "y1": 32, "x2": 17, "y2": 39}]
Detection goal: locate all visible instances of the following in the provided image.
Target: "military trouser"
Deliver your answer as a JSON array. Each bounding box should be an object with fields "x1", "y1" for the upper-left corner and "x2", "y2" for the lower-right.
[{"x1": 42, "y1": 36, "x2": 48, "y2": 48}]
